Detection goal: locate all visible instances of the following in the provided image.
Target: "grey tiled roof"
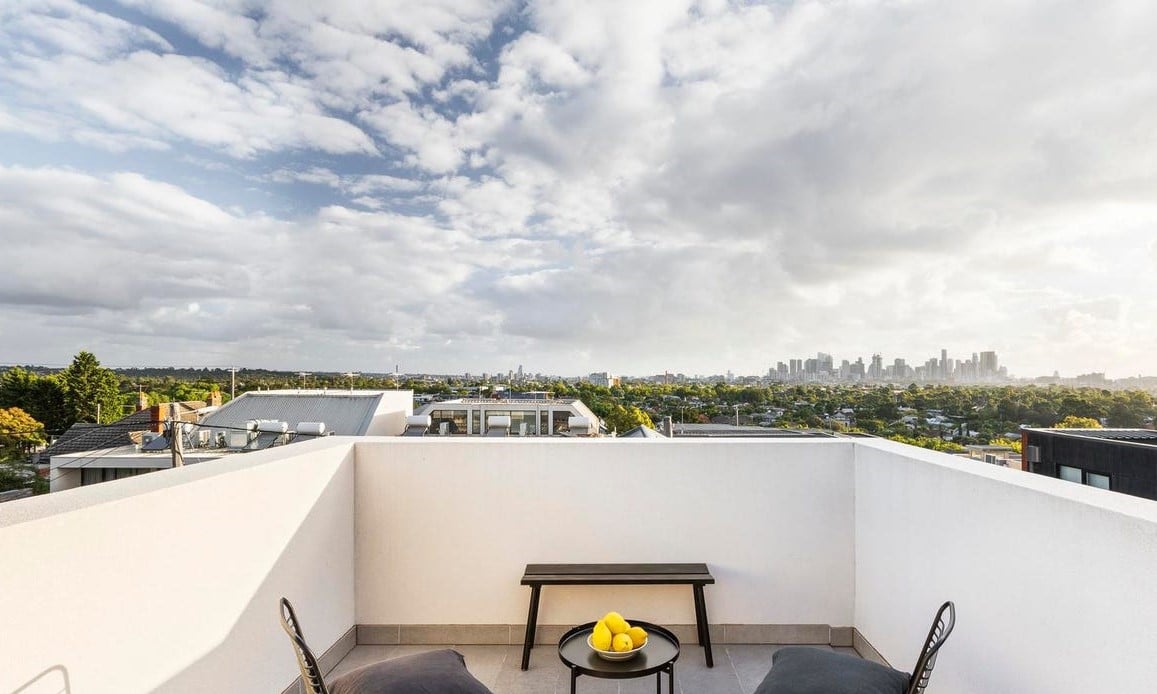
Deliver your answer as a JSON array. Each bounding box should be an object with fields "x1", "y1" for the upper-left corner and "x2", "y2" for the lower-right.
[{"x1": 41, "y1": 403, "x2": 203, "y2": 457}]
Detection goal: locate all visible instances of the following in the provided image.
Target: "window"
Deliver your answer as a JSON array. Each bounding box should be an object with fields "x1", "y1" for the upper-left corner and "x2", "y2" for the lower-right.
[
  {"x1": 509, "y1": 411, "x2": 537, "y2": 436},
  {"x1": 1059, "y1": 465, "x2": 1110, "y2": 490},
  {"x1": 429, "y1": 409, "x2": 467, "y2": 435},
  {"x1": 1086, "y1": 473, "x2": 1111, "y2": 490},
  {"x1": 552, "y1": 410, "x2": 571, "y2": 434}
]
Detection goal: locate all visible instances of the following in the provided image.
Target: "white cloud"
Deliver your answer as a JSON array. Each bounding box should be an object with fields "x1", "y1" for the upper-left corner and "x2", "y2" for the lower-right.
[{"x1": 2, "y1": 1, "x2": 1157, "y2": 377}]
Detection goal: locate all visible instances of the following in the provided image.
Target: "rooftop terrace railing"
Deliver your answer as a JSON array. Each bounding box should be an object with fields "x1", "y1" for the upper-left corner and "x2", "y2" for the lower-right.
[{"x1": 2, "y1": 437, "x2": 1156, "y2": 693}]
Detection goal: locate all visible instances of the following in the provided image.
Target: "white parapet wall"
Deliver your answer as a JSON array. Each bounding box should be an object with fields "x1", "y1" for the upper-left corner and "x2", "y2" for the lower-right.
[
  {"x1": 0, "y1": 438, "x2": 357, "y2": 694},
  {"x1": 853, "y1": 438, "x2": 1157, "y2": 694},
  {"x1": 353, "y1": 437, "x2": 858, "y2": 629},
  {"x1": 4, "y1": 435, "x2": 1157, "y2": 694}
]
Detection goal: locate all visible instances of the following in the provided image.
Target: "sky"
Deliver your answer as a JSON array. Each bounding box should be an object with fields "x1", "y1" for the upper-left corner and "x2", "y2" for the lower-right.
[{"x1": 1, "y1": 0, "x2": 1156, "y2": 379}]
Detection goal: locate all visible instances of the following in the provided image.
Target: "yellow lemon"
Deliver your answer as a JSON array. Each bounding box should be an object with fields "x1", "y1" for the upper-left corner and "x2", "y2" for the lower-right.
[
  {"x1": 603, "y1": 612, "x2": 630, "y2": 635},
  {"x1": 626, "y1": 625, "x2": 648, "y2": 647},
  {"x1": 591, "y1": 620, "x2": 613, "y2": 651},
  {"x1": 612, "y1": 632, "x2": 634, "y2": 652}
]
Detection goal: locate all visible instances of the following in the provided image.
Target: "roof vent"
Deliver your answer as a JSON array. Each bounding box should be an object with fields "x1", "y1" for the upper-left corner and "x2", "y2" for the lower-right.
[
  {"x1": 568, "y1": 416, "x2": 593, "y2": 436},
  {"x1": 403, "y1": 415, "x2": 431, "y2": 437},
  {"x1": 485, "y1": 415, "x2": 511, "y2": 437},
  {"x1": 296, "y1": 422, "x2": 327, "y2": 437}
]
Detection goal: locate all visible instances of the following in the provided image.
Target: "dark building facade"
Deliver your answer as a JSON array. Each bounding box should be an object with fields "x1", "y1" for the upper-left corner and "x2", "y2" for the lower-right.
[{"x1": 1022, "y1": 428, "x2": 1157, "y2": 501}]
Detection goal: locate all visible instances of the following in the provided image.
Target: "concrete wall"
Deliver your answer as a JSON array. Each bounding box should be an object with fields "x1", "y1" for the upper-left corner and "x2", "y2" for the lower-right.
[
  {"x1": 354, "y1": 438, "x2": 856, "y2": 628},
  {"x1": 853, "y1": 438, "x2": 1157, "y2": 694},
  {"x1": 49, "y1": 466, "x2": 81, "y2": 491},
  {"x1": 7, "y1": 435, "x2": 1157, "y2": 693},
  {"x1": 0, "y1": 438, "x2": 357, "y2": 694},
  {"x1": 367, "y1": 390, "x2": 414, "y2": 436}
]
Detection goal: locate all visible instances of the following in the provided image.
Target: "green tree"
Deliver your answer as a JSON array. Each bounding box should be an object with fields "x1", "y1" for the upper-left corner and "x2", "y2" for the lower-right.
[
  {"x1": 0, "y1": 367, "x2": 69, "y2": 434},
  {"x1": 61, "y1": 351, "x2": 122, "y2": 424},
  {"x1": 604, "y1": 404, "x2": 655, "y2": 433},
  {"x1": 0, "y1": 407, "x2": 47, "y2": 493},
  {"x1": 989, "y1": 437, "x2": 1023, "y2": 454},
  {"x1": 1056, "y1": 415, "x2": 1102, "y2": 429}
]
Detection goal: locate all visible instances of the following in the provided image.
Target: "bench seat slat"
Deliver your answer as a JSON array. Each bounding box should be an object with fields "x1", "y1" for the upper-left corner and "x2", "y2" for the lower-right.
[{"x1": 523, "y1": 562, "x2": 712, "y2": 582}]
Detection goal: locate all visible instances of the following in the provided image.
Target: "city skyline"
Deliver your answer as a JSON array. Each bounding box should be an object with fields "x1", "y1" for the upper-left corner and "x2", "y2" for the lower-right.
[
  {"x1": 1, "y1": 346, "x2": 1145, "y2": 384},
  {"x1": 2, "y1": 2, "x2": 1156, "y2": 379}
]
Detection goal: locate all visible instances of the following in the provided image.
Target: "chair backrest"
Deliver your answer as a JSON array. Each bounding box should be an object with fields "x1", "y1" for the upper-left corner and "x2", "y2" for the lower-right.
[
  {"x1": 279, "y1": 597, "x2": 330, "y2": 694},
  {"x1": 906, "y1": 601, "x2": 955, "y2": 694}
]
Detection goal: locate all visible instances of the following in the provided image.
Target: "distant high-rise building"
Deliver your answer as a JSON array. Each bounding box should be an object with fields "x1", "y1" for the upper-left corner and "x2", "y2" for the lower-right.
[
  {"x1": 940, "y1": 349, "x2": 949, "y2": 379},
  {"x1": 869, "y1": 354, "x2": 883, "y2": 380},
  {"x1": 817, "y1": 352, "x2": 833, "y2": 374},
  {"x1": 980, "y1": 351, "x2": 998, "y2": 380}
]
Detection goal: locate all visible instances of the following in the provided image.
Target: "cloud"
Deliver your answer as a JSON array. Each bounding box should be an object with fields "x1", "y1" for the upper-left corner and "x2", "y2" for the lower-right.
[{"x1": 2, "y1": 1, "x2": 1157, "y2": 377}]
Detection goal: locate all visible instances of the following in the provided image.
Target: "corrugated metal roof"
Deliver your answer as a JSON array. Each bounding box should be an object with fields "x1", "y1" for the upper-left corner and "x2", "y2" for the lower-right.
[{"x1": 200, "y1": 391, "x2": 385, "y2": 435}]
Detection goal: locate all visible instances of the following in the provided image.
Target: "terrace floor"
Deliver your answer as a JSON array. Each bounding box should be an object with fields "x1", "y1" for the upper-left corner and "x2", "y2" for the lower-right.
[{"x1": 330, "y1": 643, "x2": 863, "y2": 693}]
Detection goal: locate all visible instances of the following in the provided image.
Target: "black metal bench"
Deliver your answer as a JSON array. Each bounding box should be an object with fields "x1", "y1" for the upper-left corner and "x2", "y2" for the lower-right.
[{"x1": 519, "y1": 562, "x2": 715, "y2": 670}]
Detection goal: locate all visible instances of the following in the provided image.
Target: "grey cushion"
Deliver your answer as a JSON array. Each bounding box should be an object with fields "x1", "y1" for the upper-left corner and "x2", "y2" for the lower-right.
[
  {"x1": 330, "y1": 649, "x2": 493, "y2": 694},
  {"x1": 754, "y1": 646, "x2": 910, "y2": 694}
]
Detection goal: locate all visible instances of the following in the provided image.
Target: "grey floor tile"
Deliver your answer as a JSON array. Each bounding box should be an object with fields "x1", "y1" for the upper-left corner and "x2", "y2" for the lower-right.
[
  {"x1": 569, "y1": 674, "x2": 622, "y2": 694},
  {"x1": 331, "y1": 642, "x2": 864, "y2": 694},
  {"x1": 621, "y1": 671, "x2": 674, "y2": 694},
  {"x1": 723, "y1": 645, "x2": 777, "y2": 694},
  {"x1": 674, "y1": 656, "x2": 743, "y2": 694},
  {"x1": 493, "y1": 645, "x2": 565, "y2": 694},
  {"x1": 453, "y1": 645, "x2": 510, "y2": 690}
]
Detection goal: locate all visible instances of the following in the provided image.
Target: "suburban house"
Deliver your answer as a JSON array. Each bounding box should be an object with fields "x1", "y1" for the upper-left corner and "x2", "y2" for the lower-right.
[{"x1": 46, "y1": 390, "x2": 412, "y2": 492}]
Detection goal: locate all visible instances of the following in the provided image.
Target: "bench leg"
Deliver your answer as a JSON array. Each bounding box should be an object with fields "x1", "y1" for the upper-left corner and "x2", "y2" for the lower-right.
[
  {"x1": 693, "y1": 583, "x2": 714, "y2": 667},
  {"x1": 520, "y1": 584, "x2": 542, "y2": 670}
]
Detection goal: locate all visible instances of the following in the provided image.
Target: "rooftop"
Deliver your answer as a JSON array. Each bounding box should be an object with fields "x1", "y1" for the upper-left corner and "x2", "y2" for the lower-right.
[
  {"x1": 202, "y1": 389, "x2": 409, "y2": 436},
  {"x1": 1023, "y1": 427, "x2": 1157, "y2": 444},
  {"x1": 3, "y1": 437, "x2": 1155, "y2": 693}
]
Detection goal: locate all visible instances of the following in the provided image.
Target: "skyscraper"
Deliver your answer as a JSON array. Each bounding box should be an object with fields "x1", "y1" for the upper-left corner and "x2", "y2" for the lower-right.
[{"x1": 980, "y1": 351, "x2": 998, "y2": 380}]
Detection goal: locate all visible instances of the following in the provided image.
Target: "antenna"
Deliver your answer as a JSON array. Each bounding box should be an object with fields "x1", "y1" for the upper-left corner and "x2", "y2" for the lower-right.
[{"x1": 343, "y1": 372, "x2": 360, "y2": 391}]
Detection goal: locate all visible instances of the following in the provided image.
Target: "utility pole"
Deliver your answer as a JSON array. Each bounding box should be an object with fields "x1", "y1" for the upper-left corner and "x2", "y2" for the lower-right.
[
  {"x1": 169, "y1": 403, "x2": 184, "y2": 468},
  {"x1": 733, "y1": 404, "x2": 741, "y2": 427},
  {"x1": 228, "y1": 367, "x2": 238, "y2": 400},
  {"x1": 343, "y1": 371, "x2": 359, "y2": 392}
]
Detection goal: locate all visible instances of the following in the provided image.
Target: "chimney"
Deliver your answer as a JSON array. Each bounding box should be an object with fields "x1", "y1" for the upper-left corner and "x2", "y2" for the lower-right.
[
  {"x1": 137, "y1": 391, "x2": 150, "y2": 411},
  {"x1": 208, "y1": 390, "x2": 223, "y2": 408},
  {"x1": 150, "y1": 405, "x2": 165, "y2": 434},
  {"x1": 662, "y1": 416, "x2": 674, "y2": 438}
]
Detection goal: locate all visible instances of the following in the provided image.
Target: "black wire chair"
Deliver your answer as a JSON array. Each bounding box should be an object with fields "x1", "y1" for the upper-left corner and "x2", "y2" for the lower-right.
[
  {"x1": 754, "y1": 600, "x2": 957, "y2": 694},
  {"x1": 279, "y1": 597, "x2": 330, "y2": 694},
  {"x1": 906, "y1": 601, "x2": 955, "y2": 694},
  {"x1": 279, "y1": 597, "x2": 495, "y2": 694}
]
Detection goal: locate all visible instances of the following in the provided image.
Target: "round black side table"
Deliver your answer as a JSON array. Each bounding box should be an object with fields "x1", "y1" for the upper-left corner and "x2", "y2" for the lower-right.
[{"x1": 558, "y1": 620, "x2": 680, "y2": 694}]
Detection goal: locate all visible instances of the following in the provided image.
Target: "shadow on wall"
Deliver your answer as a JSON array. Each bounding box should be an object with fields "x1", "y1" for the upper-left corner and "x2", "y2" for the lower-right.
[
  {"x1": 13, "y1": 665, "x2": 71, "y2": 694},
  {"x1": 152, "y1": 448, "x2": 356, "y2": 694}
]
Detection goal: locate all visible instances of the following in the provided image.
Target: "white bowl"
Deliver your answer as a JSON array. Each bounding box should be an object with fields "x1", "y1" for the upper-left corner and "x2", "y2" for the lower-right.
[{"x1": 587, "y1": 633, "x2": 646, "y2": 661}]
